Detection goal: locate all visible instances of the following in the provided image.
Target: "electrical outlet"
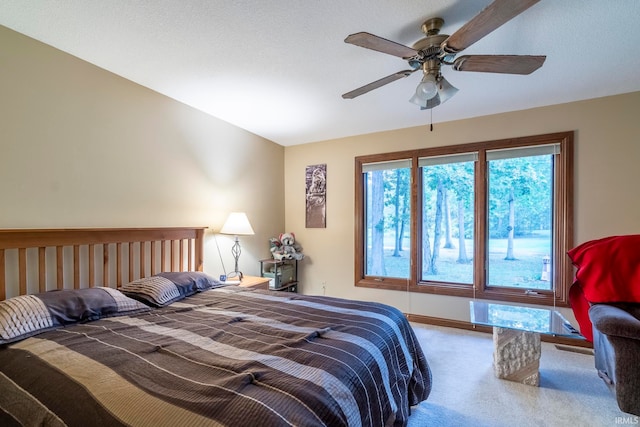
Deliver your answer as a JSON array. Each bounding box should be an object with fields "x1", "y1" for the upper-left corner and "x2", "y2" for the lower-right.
[{"x1": 321, "y1": 281, "x2": 327, "y2": 295}]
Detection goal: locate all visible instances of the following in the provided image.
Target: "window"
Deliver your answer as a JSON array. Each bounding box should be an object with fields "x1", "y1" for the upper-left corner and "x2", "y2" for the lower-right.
[
  {"x1": 355, "y1": 132, "x2": 573, "y2": 306},
  {"x1": 486, "y1": 145, "x2": 558, "y2": 290},
  {"x1": 362, "y1": 160, "x2": 411, "y2": 279},
  {"x1": 420, "y1": 153, "x2": 476, "y2": 285}
]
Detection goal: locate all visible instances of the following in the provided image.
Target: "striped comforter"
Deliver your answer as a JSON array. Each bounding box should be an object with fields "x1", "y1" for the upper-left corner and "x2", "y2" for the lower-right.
[{"x1": 0, "y1": 286, "x2": 431, "y2": 427}]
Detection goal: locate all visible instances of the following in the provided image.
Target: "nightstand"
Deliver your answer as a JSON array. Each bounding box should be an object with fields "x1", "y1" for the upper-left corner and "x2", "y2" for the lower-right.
[{"x1": 238, "y1": 275, "x2": 270, "y2": 290}]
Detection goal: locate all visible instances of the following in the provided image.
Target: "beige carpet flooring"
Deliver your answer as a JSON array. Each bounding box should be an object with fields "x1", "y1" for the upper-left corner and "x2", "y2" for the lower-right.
[{"x1": 407, "y1": 323, "x2": 633, "y2": 427}]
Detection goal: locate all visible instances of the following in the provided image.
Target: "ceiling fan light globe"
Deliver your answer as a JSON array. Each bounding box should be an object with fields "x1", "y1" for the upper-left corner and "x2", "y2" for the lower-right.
[
  {"x1": 437, "y1": 77, "x2": 459, "y2": 105},
  {"x1": 415, "y1": 80, "x2": 438, "y2": 101},
  {"x1": 409, "y1": 92, "x2": 428, "y2": 107},
  {"x1": 421, "y1": 94, "x2": 441, "y2": 110}
]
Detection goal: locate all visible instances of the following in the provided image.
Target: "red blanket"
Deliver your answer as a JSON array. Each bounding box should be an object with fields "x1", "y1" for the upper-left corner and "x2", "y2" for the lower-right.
[{"x1": 567, "y1": 235, "x2": 640, "y2": 341}]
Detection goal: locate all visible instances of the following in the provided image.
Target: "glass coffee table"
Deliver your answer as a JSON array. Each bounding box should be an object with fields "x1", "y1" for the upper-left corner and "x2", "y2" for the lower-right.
[{"x1": 470, "y1": 301, "x2": 584, "y2": 386}]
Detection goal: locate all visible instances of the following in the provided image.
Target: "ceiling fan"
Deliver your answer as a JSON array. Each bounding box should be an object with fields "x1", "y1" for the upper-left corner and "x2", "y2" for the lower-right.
[{"x1": 342, "y1": 0, "x2": 546, "y2": 110}]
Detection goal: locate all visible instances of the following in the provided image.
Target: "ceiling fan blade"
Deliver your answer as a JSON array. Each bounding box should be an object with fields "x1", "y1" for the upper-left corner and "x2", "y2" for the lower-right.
[
  {"x1": 452, "y1": 55, "x2": 546, "y2": 74},
  {"x1": 441, "y1": 0, "x2": 541, "y2": 54},
  {"x1": 345, "y1": 32, "x2": 418, "y2": 58},
  {"x1": 342, "y1": 69, "x2": 416, "y2": 99}
]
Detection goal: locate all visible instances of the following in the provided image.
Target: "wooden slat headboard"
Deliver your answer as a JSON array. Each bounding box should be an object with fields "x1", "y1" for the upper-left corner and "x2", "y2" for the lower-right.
[{"x1": 0, "y1": 227, "x2": 205, "y2": 300}]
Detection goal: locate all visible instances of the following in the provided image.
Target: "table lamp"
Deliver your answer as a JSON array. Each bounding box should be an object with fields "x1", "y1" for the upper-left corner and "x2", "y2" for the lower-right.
[{"x1": 220, "y1": 212, "x2": 254, "y2": 279}]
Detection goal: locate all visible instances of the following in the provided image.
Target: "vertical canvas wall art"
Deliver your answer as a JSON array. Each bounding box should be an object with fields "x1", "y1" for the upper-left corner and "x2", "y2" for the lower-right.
[{"x1": 305, "y1": 164, "x2": 326, "y2": 228}]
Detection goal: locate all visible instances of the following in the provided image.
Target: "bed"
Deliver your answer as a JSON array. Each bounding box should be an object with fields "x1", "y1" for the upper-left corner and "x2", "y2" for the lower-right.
[{"x1": 0, "y1": 227, "x2": 431, "y2": 427}]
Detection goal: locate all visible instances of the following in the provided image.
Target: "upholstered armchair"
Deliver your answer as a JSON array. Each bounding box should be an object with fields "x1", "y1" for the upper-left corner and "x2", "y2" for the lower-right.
[{"x1": 589, "y1": 303, "x2": 640, "y2": 416}]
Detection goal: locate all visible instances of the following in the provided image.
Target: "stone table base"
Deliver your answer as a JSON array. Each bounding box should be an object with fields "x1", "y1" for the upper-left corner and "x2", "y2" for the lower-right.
[{"x1": 493, "y1": 327, "x2": 541, "y2": 386}]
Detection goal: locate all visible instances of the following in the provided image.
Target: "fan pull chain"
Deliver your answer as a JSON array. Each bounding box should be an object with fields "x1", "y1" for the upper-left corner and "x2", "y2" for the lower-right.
[{"x1": 430, "y1": 109, "x2": 433, "y2": 131}]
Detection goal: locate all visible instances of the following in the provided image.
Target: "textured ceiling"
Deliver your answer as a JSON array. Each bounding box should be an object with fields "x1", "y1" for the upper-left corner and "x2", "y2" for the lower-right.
[{"x1": 2, "y1": 0, "x2": 640, "y2": 146}]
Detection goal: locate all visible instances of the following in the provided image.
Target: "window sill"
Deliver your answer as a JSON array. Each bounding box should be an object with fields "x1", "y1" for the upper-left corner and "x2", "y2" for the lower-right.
[{"x1": 355, "y1": 279, "x2": 570, "y2": 307}]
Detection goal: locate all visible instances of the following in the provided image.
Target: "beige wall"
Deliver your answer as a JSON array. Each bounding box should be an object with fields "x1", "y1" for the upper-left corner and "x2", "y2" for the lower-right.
[
  {"x1": 284, "y1": 91, "x2": 640, "y2": 324},
  {"x1": 0, "y1": 25, "x2": 284, "y2": 277}
]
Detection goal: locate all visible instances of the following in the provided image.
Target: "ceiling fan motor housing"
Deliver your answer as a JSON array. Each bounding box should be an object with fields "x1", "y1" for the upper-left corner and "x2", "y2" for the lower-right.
[{"x1": 412, "y1": 27, "x2": 448, "y2": 59}]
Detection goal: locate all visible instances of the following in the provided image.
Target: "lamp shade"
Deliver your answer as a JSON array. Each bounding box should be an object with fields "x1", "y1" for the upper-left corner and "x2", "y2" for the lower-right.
[{"x1": 220, "y1": 212, "x2": 255, "y2": 235}]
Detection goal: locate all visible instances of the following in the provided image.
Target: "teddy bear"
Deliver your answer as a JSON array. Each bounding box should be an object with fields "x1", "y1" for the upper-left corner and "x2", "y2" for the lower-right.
[
  {"x1": 270, "y1": 232, "x2": 304, "y2": 261},
  {"x1": 280, "y1": 232, "x2": 304, "y2": 260}
]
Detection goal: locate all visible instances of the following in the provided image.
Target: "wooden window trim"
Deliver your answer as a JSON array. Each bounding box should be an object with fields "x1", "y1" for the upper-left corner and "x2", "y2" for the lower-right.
[{"x1": 354, "y1": 131, "x2": 574, "y2": 307}]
